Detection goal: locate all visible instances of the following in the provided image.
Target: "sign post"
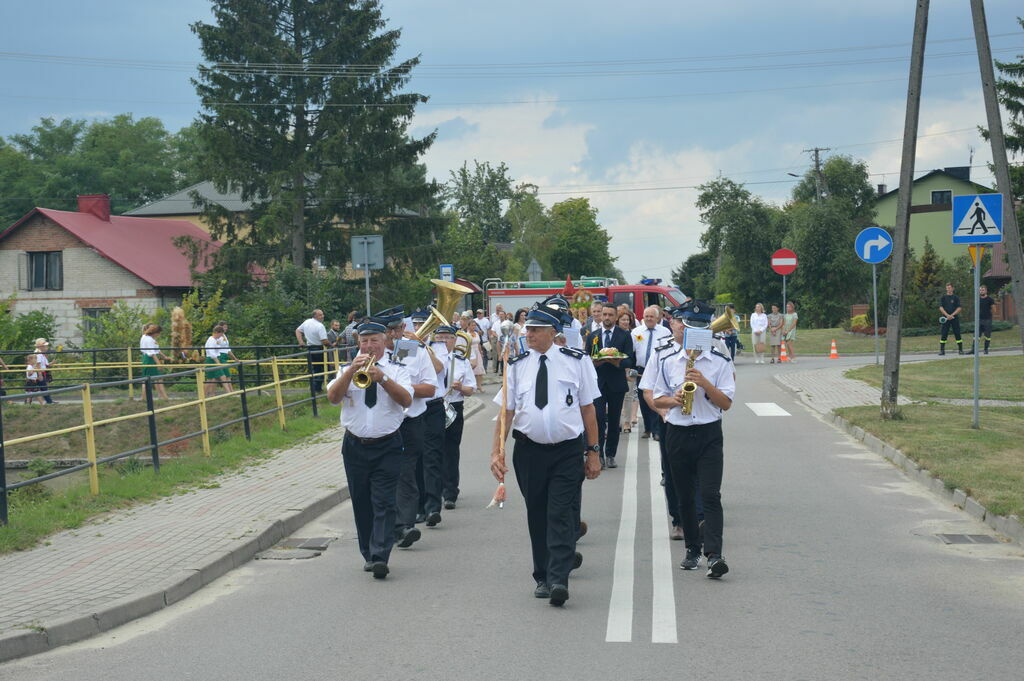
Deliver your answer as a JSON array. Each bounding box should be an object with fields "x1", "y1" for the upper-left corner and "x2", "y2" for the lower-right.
[
  {"x1": 953, "y1": 193, "x2": 1003, "y2": 430},
  {"x1": 855, "y1": 227, "x2": 894, "y2": 364},
  {"x1": 351, "y1": 235, "x2": 384, "y2": 315},
  {"x1": 770, "y1": 248, "x2": 798, "y2": 314},
  {"x1": 439, "y1": 264, "x2": 454, "y2": 283}
]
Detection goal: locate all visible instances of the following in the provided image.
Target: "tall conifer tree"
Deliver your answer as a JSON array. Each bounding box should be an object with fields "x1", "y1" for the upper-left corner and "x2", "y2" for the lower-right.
[{"x1": 191, "y1": 0, "x2": 435, "y2": 268}]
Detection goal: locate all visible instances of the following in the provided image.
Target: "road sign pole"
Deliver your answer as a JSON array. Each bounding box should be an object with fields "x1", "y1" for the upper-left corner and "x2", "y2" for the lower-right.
[
  {"x1": 363, "y1": 240, "x2": 371, "y2": 316},
  {"x1": 972, "y1": 256, "x2": 980, "y2": 429},
  {"x1": 782, "y1": 275, "x2": 787, "y2": 314},
  {"x1": 872, "y1": 264, "x2": 879, "y2": 365}
]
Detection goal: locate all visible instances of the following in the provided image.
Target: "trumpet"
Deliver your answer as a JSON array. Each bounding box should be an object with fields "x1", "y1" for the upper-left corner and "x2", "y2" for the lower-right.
[{"x1": 352, "y1": 354, "x2": 378, "y2": 389}]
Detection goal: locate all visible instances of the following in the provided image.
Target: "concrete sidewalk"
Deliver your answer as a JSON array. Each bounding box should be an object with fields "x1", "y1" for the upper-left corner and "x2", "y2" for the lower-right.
[{"x1": 0, "y1": 398, "x2": 483, "y2": 662}]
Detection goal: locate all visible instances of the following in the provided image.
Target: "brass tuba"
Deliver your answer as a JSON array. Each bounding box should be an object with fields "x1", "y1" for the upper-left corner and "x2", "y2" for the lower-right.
[
  {"x1": 352, "y1": 354, "x2": 378, "y2": 389},
  {"x1": 710, "y1": 307, "x2": 741, "y2": 334},
  {"x1": 415, "y1": 278, "x2": 475, "y2": 342}
]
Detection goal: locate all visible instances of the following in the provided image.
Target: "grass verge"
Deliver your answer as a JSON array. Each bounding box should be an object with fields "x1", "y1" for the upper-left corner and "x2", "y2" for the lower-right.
[
  {"x1": 845, "y1": 356, "x2": 1024, "y2": 401},
  {"x1": 781, "y1": 326, "x2": 1019, "y2": 356},
  {"x1": 0, "y1": 404, "x2": 340, "y2": 554},
  {"x1": 835, "y1": 404, "x2": 1024, "y2": 518}
]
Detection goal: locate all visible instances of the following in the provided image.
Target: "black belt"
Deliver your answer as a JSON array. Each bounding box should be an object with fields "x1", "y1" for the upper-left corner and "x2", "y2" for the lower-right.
[
  {"x1": 512, "y1": 430, "x2": 583, "y2": 449},
  {"x1": 345, "y1": 430, "x2": 400, "y2": 445},
  {"x1": 426, "y1": 397, "x2": 444, "y2": 407}
]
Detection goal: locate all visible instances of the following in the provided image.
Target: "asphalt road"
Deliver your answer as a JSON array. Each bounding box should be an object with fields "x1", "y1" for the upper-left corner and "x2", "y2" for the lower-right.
[{"x1": 4, "y1": 358, "x2": 1023, "y2": 680}]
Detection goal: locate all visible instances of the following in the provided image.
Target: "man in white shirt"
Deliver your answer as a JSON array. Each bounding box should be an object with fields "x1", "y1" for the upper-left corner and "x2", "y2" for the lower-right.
[
  {"x1": 296, "y1": 309, "x2": 329, "y2": 392},
  {"x1": 434, "y1": 325, "x2": 477, "y2": 509},
  {"x1": 475, "y1": 309, "x2": 492, "y2": 372},
  {"x1": 327, "y1": 318, "x2": 413, "y2": 580},
  {"x1": 632, "y1": 305, "x2": 673, "y2": 440}
]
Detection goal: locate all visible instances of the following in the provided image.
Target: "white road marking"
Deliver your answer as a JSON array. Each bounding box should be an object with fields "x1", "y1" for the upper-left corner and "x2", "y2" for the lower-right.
[
  {"x1": 605, "y1": 431, "x2": 638, "y2": 643},
  {"x1": 746, "y1": 402, "x2": 791, "y2": 416},
  {"x1": 648, "y1": 446, "x2": 678, "y2": 643}
]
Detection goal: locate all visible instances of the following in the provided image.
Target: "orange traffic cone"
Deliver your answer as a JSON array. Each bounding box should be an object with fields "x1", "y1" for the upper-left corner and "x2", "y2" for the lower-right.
[
  {"x1": 779, "y1": 342, "x2": 789, "y2": 363},
  {"x1": 829, "y1": 339, "x2": 839, "y2": 359}
]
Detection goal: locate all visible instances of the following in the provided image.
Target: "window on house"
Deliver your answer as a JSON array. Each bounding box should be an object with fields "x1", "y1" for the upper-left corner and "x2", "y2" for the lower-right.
[
  {"x1": 931, "y1": 190, "x2": 952, "y2": 205},
  {"x1": 82, "y1": 308, "x2": 109, "y2": 334},
  {"x1": 27, "y1": 251, "x2": 63, "y2": 290}
]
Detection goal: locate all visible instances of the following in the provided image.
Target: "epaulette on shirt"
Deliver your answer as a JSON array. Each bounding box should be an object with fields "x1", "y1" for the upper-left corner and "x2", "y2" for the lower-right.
[
  {"x1": 654, "y1": 340, "x2": 674, "y2": 353},
  {"x1": 507, "y1": 351, "x2": 530, "y2": 365},
  {"x1": 658, "y1": 345, "x2": 682, "y2": 362},
  {"x1": 711, "y1": 348, "x2": 732, "y2": 362},
  {"x1": 560, "y1": 347, "x2": 585, "y2": 359}
]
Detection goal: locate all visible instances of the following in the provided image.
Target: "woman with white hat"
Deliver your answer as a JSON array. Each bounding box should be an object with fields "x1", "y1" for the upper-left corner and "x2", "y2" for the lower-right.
[{"x1": 32, "y1": 338, "x2": 55, "y2": 404}]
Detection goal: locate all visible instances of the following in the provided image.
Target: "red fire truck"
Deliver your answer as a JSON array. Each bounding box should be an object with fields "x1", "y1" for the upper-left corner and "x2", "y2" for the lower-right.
[{"x1": 482, "y1": 277, "x2": 687, "y2": 320}]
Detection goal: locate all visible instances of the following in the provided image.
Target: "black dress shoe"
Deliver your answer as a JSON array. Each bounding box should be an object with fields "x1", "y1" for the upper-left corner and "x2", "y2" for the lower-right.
[
  {"x1": 607, "y1": 457, "x2": 617, "y2": 468},
  {"x1": 425, "y1": 511, "x2": 442, "y2": 527},
  {"x1": 396, "y1": 527, "x2": 421, "y2": 548},
  {"x1": 414, "y1": 513, "x2": 426, "y2": 524},
  {"x1": 363, "y1": 561, "x2": 374, "y2": 572},
  {"x1": 577, "y1": 520, "x2": 588, "y2": 539},
  {"x1": 549, "y1": 584, "x2": 569, "y2": 606},
  {"x1": 443, "y1": 499, "x2": 456, "y2": 510},
  {"x1": 534, "y1": 582, "x2": 551, "y2": 598},
  {"x1": 571, "y1": 551, "x2": 583, "y2": 571},
  {"x1": 371, "y1": 562, "x2": 389, "y2": 579}
]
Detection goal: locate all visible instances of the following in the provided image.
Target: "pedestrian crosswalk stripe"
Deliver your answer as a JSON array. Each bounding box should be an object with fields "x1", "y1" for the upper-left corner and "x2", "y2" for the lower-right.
[{"x1": 746, "y1": 402, "x2": 791, "y2": 416}]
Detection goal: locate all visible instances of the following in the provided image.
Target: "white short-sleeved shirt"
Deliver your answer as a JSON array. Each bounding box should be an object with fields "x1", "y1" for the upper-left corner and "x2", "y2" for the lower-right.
[
  {"x1": 140, "y1": 335, "x2": 161, "y2": 356},
  {"x1": 297, "y1": 318, "x2": 327, "y2": 347},
  {"x1": 218, "y1": 335, "x2": 232, "y2": 354},
  {"x1": 329, "y1": 355, "x2": 414, "y2": 439},
  {"x1": 653, "y1": 348, "x2": 736, "y2": 426},
  {"x1": 204, "y1": 336, "x2": 223, "y2": 360},
  {"x1": 631, "y1": 323, "x2": 673, "y2": 370},
  {"x1": 750, "y1": 312, "x2": 768, "y2": 334},
  {"x1": 638, "y1": 339, "x2": 677, "y2": 393},
  {"x1": 445, "y1": 355, "x2": 477, "y2": 404},
  {"x1": 26, "y1": 364, "x2": 40, "y2": 381},
  {"x1": 494, "y1": 345, "x2": 600, "y2": 445},
  {"x1": 476, "y1": 316, "x2": 491, "y2": 334},
  {"x1": 389, "y1": 343, "x2": 438, "y2": 418},
  {"x1": 34, "y1": 353, "x2": 49, "y2": 370}
]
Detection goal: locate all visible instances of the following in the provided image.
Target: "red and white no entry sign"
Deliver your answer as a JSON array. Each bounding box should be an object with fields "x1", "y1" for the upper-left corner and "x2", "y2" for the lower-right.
[{"x1": 771, "y1": 248, "x2": 798, "y2": 275}]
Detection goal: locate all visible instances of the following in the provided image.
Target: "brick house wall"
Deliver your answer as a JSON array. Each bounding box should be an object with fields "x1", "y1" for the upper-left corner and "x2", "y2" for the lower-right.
[{"x1": 0, "y1": 215, "x2": 168, "y2": 345}]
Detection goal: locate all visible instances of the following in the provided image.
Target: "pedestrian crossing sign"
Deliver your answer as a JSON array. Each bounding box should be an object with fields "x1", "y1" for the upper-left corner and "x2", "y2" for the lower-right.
[{"x1": 952, "y1": 193, "x2": 1002, "y2": 244}]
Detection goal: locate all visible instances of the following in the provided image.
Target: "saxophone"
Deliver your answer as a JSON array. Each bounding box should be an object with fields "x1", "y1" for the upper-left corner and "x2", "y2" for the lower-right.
[{"x1": 679, "y1": 350, "x2": 698, "y2": 415}]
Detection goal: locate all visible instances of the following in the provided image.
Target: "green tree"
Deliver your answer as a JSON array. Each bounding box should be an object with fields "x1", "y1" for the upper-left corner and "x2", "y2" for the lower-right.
[
  {"x1": 904, "y1": 237, "x2": 945, "y2": 327},
  {"x1": 548, "y1": 198, "x2": 616, "y2": 279},
  {"x1": 791, "y1": 155, "x2": 877, "y2": 221},
  {"x1": 0, "y1": 295, "x2": 58, "y2": 353},
  {"x1": 191, "y1": 0, "x2": 435, "y2": 269},
  {"x1": 506, "y1": 185, "x2": 554, "y2": 278},
  {"x1": 671, "y1": 252, "x2": 715, "y2": 300},
  {"x1": 444, "y1": 161, "x2": 516, "y2": 244}
]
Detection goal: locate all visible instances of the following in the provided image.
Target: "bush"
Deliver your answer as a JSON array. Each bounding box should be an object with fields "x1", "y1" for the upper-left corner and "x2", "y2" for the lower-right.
[{"x1": 0, "y1": 295, "x2": 58, "y2": 352}]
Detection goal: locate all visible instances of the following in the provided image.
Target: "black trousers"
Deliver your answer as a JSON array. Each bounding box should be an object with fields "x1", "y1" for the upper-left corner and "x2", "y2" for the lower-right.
[
  {"x1": 341, "y1": 430, "x2": 404, "y2": 564},
  {"x1": 395, "y1": 414, "x2": 425, "y2": 533},
  {"x1": 443, "y1": 401, "x2": 465, "y2": 502},
  {"x1": 940, "y1": 318, "x2": 962, "y2": 344},
  {"x1": 594, "y1": 391, "x2": 626, "y2": 459},
  {"x1": 665, "y1": 421, "x2": 723, "y2": 557},
  {"x1": 512, "y1": 432, "x2": 584, "y2": 587},
  {"x1": 420, "y1": 399, "x2": 446, "y2": 515},
  {"x1": 636, "y1": 371, "x2": 659, "y2": 435},
  {"x1": 979, "y1": 318, "x2": 993, "y2": 351},
  {"x1": 308, "y1": 347, "x2": 326, "y2": 392},
  {"x1": 659, "y1": 418, "x2": 703, "y2": 526}
]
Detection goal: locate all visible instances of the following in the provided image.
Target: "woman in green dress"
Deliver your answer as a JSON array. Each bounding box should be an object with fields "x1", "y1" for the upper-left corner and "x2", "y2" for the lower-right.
[
  {"x1": 782, "y1": 301, "x2": 799, "y2": 362},
  {"x1": 139, "y1": 325, "x2": 171, "y2": 399}
]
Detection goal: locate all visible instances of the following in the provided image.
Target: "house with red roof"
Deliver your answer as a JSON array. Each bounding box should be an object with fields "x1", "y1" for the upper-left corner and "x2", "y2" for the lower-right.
[{"x1": 0, "y1": 194, "x2": 219, "y2": 344}]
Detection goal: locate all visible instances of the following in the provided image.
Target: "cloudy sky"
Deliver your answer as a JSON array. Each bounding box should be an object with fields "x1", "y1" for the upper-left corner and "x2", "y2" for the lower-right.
[{"x1": 2, "y1": 1, "x2": 1022, "y2": 284}]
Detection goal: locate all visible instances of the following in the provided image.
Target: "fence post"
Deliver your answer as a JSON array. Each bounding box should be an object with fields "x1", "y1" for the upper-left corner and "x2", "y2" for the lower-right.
[
  {"x1": 127, "y1": 348, "x2": 135, "y2": 400},
  {"x1": 0, "y1": 397, "x2": 8, "y2": 526},
  {"x1": 91, "y1": 349, "x2": 98, "y2": 382},
  {"x1": 270, "y1": 357, "x2": 286, "y2": 430},
  {"x1": 255, "y1": 346, "x2": 263, "y2": 397},
  {"x1": 237, "y1": 361, "x2": 252, "y2": 441},
  {"x1": 81, "y1": 384, "x2": 100, "y2": 495},
  {"x1": 195, "y1": 370, "x2": 211, "y2": 456},
  {"x1": 306, "y1": 348, "x2": 319, "y2": 418},
  {"x1": 144, "y1": 377, "x2": 160, "y2": 472}
]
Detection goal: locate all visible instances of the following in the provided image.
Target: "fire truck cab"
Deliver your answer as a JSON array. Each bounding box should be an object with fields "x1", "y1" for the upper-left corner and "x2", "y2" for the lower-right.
[{"x1": 482, "y1": 277, "x2": 687, "y2": 321}]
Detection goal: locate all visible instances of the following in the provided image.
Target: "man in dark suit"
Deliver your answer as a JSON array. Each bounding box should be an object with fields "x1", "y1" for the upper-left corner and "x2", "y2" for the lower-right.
[{"x1": 583, "y1": 302, "x2": 635, "y2": 468}]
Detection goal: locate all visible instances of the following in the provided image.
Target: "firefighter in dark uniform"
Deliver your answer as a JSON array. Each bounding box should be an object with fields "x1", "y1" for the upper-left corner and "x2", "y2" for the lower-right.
[
  {"x1": 490, "y1": 303, "x2": 602, "y2": 607},
  {"x1": 938, "y1": 283, "x2": 964, "y2": 355},
  {"x1": 966, "y1": 285, "x2": 996, "y2": 355},
  {"x1": 326, "y1": 318, "x2": 414, "y2": 579},
  {"x1": 653, "y1": 300, "x2": 736, "y2": 580}
]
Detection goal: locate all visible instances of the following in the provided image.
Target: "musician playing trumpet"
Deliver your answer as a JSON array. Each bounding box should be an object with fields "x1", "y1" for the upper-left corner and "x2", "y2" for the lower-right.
[
  {"x1": 652, "y1": 301, "x2": 735, "y2": 580},
  {"x1": 432, "y1": 325, "x2": 477, "y2": 510}
]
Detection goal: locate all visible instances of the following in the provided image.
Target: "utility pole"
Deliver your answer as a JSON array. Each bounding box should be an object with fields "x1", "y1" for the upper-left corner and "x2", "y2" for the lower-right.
[
  {"x1": 881, "y1": 0, "x2": 929, "y2": 419},
  {"x1": 802, "y1": 147, "x2": 831, "y2": 201},
  {"x1": 970, "y1": 0, "x2": 1024, "y2": 354}
]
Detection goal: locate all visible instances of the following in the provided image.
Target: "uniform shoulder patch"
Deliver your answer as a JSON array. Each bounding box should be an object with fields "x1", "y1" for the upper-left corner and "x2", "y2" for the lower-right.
[
  {"x1": 507, "y1": 351, "x2": 530, "y2": 365},
  {"x1": 659, "y1": 346, "x2": 682, "y2": 362},
  {"x1": 654, "y1": 340, "x2": 674, "y2": 353},
  {"x1": 559, "y1": 347, "x2": 585, "y2": 359},
  {"x1": 711, "y1": 349, "x2": 732, "y2": 362}
]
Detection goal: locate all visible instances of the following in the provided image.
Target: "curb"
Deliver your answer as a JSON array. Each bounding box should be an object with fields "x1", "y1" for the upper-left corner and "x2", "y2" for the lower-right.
[
  {"x1": 0, "y1": 399, "x2": 487, "y2": 664},
  {"x1": 773, "y1": 374, "x2": 1024, "y2": 547}
]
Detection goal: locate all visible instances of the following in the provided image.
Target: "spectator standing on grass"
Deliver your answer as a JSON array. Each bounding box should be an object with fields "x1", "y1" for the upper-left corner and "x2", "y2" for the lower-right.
[
  {"x1": 139, "y1": 324, "x2": 171, "y2": 400},
  {"x1": 782, "y1": 301, "x2": 798, "y2": 362},
  {"x1": 32, "y1": 338, "x2": 54, "y2": 404},
  {"x1": 966, "y1": 285, "x2": 996, "y2": 355},
  {"x1": 767, "y1": 304, "x2": 783, "y2": 364},
  {"x1": 25, "y1": 354, "x2": 46, "y2": 405},
  {"x1": 216, "y1": 320, "x2": 239, "y2": 392},
  {"x1": 295, "y1": 309, "x2": 329, "y2": 392},
  {"x1": 938, "y1": 283, "x2": 964, "y2": 356},
  {"x1": 204, "y1": 325, "x2": 232, "y2": 397},
  {"x1": 750, "y1": 303, "x2": 768, "y2": 364}
]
